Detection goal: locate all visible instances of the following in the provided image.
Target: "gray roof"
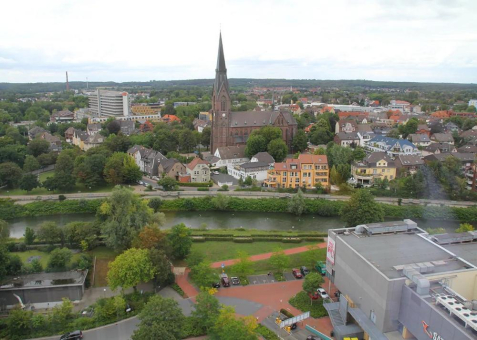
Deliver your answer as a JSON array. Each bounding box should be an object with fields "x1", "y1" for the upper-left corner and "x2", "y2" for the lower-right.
[
  {"x1": 0, "y1": 270, "x2": 87, "y2": 289},
  {"x1": 160, "y1": 158, "x2": 182, "y2": 173},
  {"x1": 229, "y1": 110, "x2": 296, "y2": 128},
  {"x1": 431, "y1": 133, "x2": 454, "y2": 143},
  {"x1": 252, "y1": 152, "x2": 275, "y2": 164},
  {"x1": 424, "y1": 142, "x2": 454, "y2": 153},
  {"x1": 211, "y1": 173, "x2": 238, "y2": 185},
  {"x1": 239, "y1": 161, "x2": 270, "y2": 170},
  {"x1": 457, "y1": 145, "x2": 477, "y2": 153},
  {"x1": 216, "y1": 145, "x2": 247, "y2": 160},
  {"x1": 357, "y1": 124, "x2": 372, "y2": 132},
  {"x1": 397, "y1": 154, "x2": 425, "y2": 166},
  {"x1": 417, "y1": 124, "x2": 430, "y2": 131},
  {"x1": 409, "y1": 134, "x2": 430, "y2": 143},
  {"x1": 442, "y1": 242, "x2": 477, "y2": 268},
  {"x1": 365, "y1": 152, "x2": 395, "y2": 167},
  {"x1": 340, "y1": 232, "x2": 467, "y2": 279},
  {"x1": 335, "y1": 132, "x2": 360, "y2": 140},
  {"x1": 87, "y1": 123, "x2": 101, "y2": 131}
]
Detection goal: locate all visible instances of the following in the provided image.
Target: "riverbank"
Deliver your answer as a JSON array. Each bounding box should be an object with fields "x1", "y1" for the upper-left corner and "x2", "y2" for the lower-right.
[{"x1": 2, "y1": 196, "x2": 477, "y2": 225}]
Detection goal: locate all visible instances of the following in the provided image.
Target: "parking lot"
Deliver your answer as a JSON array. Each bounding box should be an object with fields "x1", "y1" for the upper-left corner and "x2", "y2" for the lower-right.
[
  {"x1": 261, "y1": 311, "x2": 322, "y2": 340},
  {"x1": 244, "y1": 272, "x2": 301, "y2": 286}
]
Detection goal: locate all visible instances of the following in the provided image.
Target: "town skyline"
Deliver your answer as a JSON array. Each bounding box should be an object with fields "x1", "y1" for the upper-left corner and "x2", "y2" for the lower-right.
[{"x1": 1, "y1": 0, "x2": 477, "y2": 84}]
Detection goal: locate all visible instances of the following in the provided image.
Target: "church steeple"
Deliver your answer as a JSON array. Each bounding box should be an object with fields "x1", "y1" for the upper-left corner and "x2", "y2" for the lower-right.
[{"x1": 213, "y1": 32, "x2": 229, "y2": 97}]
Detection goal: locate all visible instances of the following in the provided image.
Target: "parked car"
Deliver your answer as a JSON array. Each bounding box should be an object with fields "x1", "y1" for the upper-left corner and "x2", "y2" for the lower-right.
[
  {"x1": 300, "y1": 266, "x2": 310, "y2": 276},
  {"x1": 231, "y1": 277, "x2": 240, "y2": 285},
  {"x1": 220, "y1": 273, "x2": 230, "y2": 287},
  {"x1": 60, "y1": 330, "x2": 83, "y2": 340},
  {"x1": 307, "y1": 336, "x2": 318, "y2": 340},
  {"x1": 213, "y1": 171, "x2": 220, "y2": 175},
  {"x1": 317, "y1": 288, "x2": 329, "y2": 299},
  {"x1": 291, "y1": 323, "x2": 297, "y2": 330},
  {"x1": 212, "y1": 281, "x2": 221, "y2": 288},
  {"x1": 292, "y1": 268, "x2": 302, "y2": 279}
]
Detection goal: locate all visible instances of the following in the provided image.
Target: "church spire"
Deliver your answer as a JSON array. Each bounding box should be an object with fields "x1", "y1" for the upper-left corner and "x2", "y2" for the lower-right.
[{"x1": 214, "y1": 32, "x2": 229, "y2": 97}]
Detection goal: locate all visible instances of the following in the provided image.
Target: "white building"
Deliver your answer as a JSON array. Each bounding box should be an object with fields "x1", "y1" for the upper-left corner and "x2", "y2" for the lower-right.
[
  {"x1": 88, "y1": 90, "x2": 130, "y2": 117},
  {"x1": 214, "y1": 145, "x2": 249, "y2": 167},
  {"x1": 469, "y1": 99, "x2": 477, "y2": 108},
  {"x1": 227, "y1": 162, "x2": 270, "y2": 181}
]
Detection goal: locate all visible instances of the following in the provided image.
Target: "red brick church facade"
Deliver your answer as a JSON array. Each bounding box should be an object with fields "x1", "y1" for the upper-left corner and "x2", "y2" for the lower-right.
[{"x1": 210, "y1": 34, "x2": 297, "y2": 154}]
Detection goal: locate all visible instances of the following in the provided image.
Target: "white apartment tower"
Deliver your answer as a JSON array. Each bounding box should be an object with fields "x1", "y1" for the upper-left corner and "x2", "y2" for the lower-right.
[{"x1": 88, "y1": 90, "x2": 130, "y2": 117}]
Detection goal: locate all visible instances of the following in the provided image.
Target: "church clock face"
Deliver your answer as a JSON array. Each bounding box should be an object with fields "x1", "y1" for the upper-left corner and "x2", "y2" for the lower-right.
[{"x1": 222, "y1": 113, "x2": 226, "y2": 117}]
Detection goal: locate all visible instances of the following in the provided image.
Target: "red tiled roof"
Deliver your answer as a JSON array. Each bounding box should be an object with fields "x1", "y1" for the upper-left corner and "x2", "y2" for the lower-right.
[{"x1": 187, "y1": 157, "x2": 209, "y2": 170}]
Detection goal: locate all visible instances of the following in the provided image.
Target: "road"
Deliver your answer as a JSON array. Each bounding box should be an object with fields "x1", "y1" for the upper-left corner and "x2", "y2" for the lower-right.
[{"x1": 6, "y1": 188, "x2": 477, "y2": 208}]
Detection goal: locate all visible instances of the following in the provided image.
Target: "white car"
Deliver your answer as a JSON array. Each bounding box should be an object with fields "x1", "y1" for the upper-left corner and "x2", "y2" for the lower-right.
[{"x1": 317, "y1": 288, "x2": 329, "y2": 299}]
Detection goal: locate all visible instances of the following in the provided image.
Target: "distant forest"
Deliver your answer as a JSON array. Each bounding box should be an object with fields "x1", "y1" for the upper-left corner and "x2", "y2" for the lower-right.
[{"x1": 1, "y1": 78, "x2": 477, "y2": 95}]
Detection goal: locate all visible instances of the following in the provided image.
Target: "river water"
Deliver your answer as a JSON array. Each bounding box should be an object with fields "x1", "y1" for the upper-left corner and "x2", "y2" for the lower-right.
[{"x1": 6, "y1": 211, "x2": 463, "y2": 239}]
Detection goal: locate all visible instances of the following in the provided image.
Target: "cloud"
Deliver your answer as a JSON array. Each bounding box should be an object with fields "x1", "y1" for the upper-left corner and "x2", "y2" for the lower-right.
[{"x1": 0, "y1": 0, "x2": 476, "y2": 83}]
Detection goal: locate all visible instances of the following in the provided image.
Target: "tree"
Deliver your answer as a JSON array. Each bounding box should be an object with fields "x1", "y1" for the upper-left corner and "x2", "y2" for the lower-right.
[
  {"x1": 268, "y1": 248, "x2": 290, "y2": 274},
  {"x1": 287, "y1": 189, "x2": 306, "y2": 216},
  {"x1": 99, "y1": 187, "x2": 153, "y2": 250},
  {"x1": 45, "y1": 150, "x2": 76, "y2": 191},
  {"x1": 244, "y1": 176, "x2": 253, "y2": 186},
  {"x1": 210, "y1": 306, "x2": 258, "y2": 340},
  {"x1": 186, "y1": 249, "x2": 206, "y2": 268},
  {"x1": 257, "y1": 126, "x2": 282, "y2": 145},
  {"x1": 191, "y1": 290, "x2": 221, "y2": 334},
  {"x1": 74, "y1": 154, "x2": 107, "y2": 189},
  {"x1": 190, "y1": 261, "x2": 218, "y2": 289},
  {"x1": 267, "y1": 138, "x2": 288, "y2": 162},
  {"x1": 0, "y1": 246, "x2": 9, "y2": 281},
  {"x1": 7, "y1": 254, "x2": 22, "y2": 275},
  {"x1": 0, "y1": 162, "x2": 23, "y2": 188},
  {"x1": 107, "y1": 120, "x2": 121, "y2": 135},
  {"x1": 292, "y1": 130, "x2": 308, "y2": 152},
  {"x1": 233, "y1": 251, "x2": 254, "y2": 279},
  {"x1": 352, "y1": 147, "x2": 366, "y2": 161},
  {"x1": 63, "y1": 222, "x2": 99, "y2": 249},
  {"x1": 107, "y1": 248, "x2": 156, "y2": 291},
  {"x1": 168, "y1": 223, "x2": 192, "y2": 259},
  {"x1": 158, "y1": 176, "x2": 177, "y2": 191},
  {"x1": 149, "y1": 249, "x2": 174, "y2": 287},
  {"x1": 456, "y1": 223, "x2": 474, "y2": 233},
  {"x1": 104, "y1": 134, "x2": 131, "y2": 153},
  {"x1": 27, "y1": 138, "x2": 50, "y2": 157},
  {"x1": 37, "y1": 221, "x2": 63, "y2": 246},
  {"x1": 425, "y1": 228, "x2": 446, "y2": 235},
  {"x1": 5, "y1": 308, "x2": 33, "y2": 339},
  {"x1": 245, "y1": 134, "x2": 267, "y2": 157},
  {"x1": 47, "y1": 248, "x2": 72, "y2": 269},
  {"x1": 340, "y1": 190, "x2": 384, "y2": 227},
  {"x1": 309, "y1": 127, "x2": 333, "y2": 145},
  {"x1": 302, "y1": 272, "x2": 324, "y2": 295},
  {"x1": 0, "y1": 219, "x2": 8, "y2": 243},
  {"x1": 212, "y1": 193, "x2": 231, "y2": 210},
  {"x1": 23, "y1": 155, "x2": 40, "y2": 172},
  {"x1": 201, "y1": 127, "x2": 211, "y2": 149},
  {"x1": 301, "y1": 245, "x2": 323, "y2": 269},
  {"x1": 132, "y1": 295, "x2": 185, "y2": 340},
  {"x1": 24, "y1": 227, "x2": 35, "y2": 246},
  {"x1": 50, "y1": 298, "x2": 74, "y2": 329},
  {"x1": 134, "y1": 225, "x2": 168, "y2": 250},
  {"x1": 103, "y1": 152, "x2": 127, "y2": 185},
  {"x1": 19, "y1": 174, "x2": 39, "y2": 192},
  {"x1": 122, "y1": 155, "x2": 142, "y2": 184},
  {"x1": 179, "y1": 129, "x2": 196, "y2": 152}
]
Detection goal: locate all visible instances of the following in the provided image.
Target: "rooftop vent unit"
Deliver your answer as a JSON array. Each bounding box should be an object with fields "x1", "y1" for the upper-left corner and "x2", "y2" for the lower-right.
[
  {"x1": 403, "y1": 266, "x2": 430, "y2": 296},
  {"x1": 355, "y1": 219, "x2": 417, "y2": 235},
  {"x1": 430, "y1": 232, "x2": 476, "y2": 245},
  {"x1": 436, "y1": 295, "x2": 477, "y2": 332}
]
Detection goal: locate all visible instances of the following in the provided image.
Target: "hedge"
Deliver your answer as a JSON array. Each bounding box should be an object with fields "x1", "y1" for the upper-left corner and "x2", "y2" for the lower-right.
[
  {"x1": 256, "y1": 324, "x2": 280, "y2": 340},
  {"x1": 177, "y1": 181, "x2": 213, "y2": 187},
  {"x1": 197, "y1": 188, "x2": 209, "y2": 191}
]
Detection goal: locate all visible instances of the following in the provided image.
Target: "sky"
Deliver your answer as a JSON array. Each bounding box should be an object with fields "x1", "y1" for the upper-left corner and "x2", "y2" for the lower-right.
[{"x1": 1, "y1": 0, "x2": 477, "y2": 84}]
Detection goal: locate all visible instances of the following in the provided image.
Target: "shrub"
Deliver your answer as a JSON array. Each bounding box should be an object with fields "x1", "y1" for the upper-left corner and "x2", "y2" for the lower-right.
[
  {"x1": 58, "y1": 195, "x2": 66, "y2": 201},
  {"x1": 47, "y1": 248, "x2": 72, "y2": 270},
  {"x1": 233, "y1": 238, "x2": 253, "y2": 243},
  {"x1": 31, "y1": 259, "x2": 43, "y2": 273},
  {"x1": 256, "y1": 324, "x2": 280, "y2": 340},
  {"x1": 197, "y1": 187, "x2": 209, "y2": 191},
  {"x1": 280, "y1": 309, "x2": 294, "y2": 318},
  {"x1": 289, "y1": 291, "x2": 328, "y2": 318},
  {"x1": 170, "y1": 283, "x2": 187, "y2": 298}
]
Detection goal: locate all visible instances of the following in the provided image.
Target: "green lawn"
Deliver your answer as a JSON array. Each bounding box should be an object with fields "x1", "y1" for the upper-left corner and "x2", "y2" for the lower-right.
[
  {"x1": 87, "y1": 246, "x2": 120, "y2": 287},
  {"x1": 38, "y1": 170, "x2": 55, "y2": 182},
  {"x1": 191, "y1": 241, "x2": 319, "y2": 262},
  {"x1": 214, "y1": 248, "x2": 327, "y2": 277},
  {"x1": 15, "y1": 250, "x2": 82, "y2": 268}
]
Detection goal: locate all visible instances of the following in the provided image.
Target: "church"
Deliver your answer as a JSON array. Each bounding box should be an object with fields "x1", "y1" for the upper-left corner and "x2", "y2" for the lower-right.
[{"x1": 210, "y1": 34, "x2": 298, "y2": 154}]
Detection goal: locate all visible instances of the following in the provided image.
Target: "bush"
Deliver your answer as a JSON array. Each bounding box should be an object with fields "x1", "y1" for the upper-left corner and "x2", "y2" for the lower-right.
[
  {"x1": 47, "y1": 248, "x2": 72, "y2": 270},
  {"x1": 58, "y1": 195, "x2": 66, "y2": 201},
  {"x1": 182, "y1": 316, "x2": 207, "y2": 338},
  {"x1": 280, "y1": 309, "x2": 294, "y2": 318},
  {"x1": 289, "y1": 291, "x2": 328, "y2": 318},
  {"x1": 282, "y1": 238, "x2": 302, "y2": 243},
  {"x1": 256, "y1": 324, "x2": 280, "y2": 340},
  {"x1": 197, "y1": 187, "x2": 209, "y2": 191},
  {"x1": 148, "y1": 198, "x2": 162, "y2": 212},
  {"x1": 170, "y1": 283, "x2": 187, "y2": 298},
  {"x1": 178, "y1": 181, "x2": 212, "y2": 187},
  {"x1": 233, "y1": 237, "x2": 253, "y2": 243}
]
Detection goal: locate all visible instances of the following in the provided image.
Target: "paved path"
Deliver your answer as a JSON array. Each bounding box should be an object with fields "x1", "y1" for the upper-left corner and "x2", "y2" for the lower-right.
[{"x1": 211, "y1": 242, "x2": 327, "y2": 268}]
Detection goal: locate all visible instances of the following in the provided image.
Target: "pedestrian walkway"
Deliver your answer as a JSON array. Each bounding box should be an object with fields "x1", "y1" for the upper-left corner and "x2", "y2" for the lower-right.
[{"x1": 210, "y1": 241, "x2": 327, "y2": 268}]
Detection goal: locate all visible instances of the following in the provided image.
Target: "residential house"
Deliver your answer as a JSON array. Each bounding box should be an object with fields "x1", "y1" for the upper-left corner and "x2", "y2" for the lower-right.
[
  {"x1": 444, "y1": 122, "x2": 460, "y2": 133},
  {"x1": 65, "y1": 127, "x2": 75, "y2": 143},
  {"x1": 186, "y1": 158, "x2": 210, "y2": 183},
  {"x1": 457, "y1": 145, "x2": 477, "y2": 154},
  {"x1": 28, "y1": 126, "x2": 47, "y2": 140},
  {"x1": 127, "y1": 145, "x2": 166, "y2": 177},
  {"x1": 371, "y1": 123, "x2": 392, "y2": 136},
  {"x1": 227, "y1": 161, "x2": 270, "y2": 181},
  {"x1": 423, "y1": 143, "x2": 457, "y2": 155},
  {"x1": 193, "y1": 118, "x2": 210, "y2": 133},
  {"x1": 430, "y1": 133, "x2": 454, "y2": 145},
  {"x1": 335, "y1": 119, "x2": 357, "y2": 133},
  {"x1": 251, "y1": 152, "x2": 275, "y2": 166},
  {"x1": 459, "y1": 130, "x2": 477, "y2": 144},
  {"x1": 395, "y1": 155, "x2": 425, "y2": 176},
  {"x1": 214, "y1": 145, "x2": 249, "y2": 167},
  {"x1": 264, "y1": 154, "x2": 329, "y2": 189},
  {"x1": 87, "y1": 123, "x2": 102, "y2": 136},
  {"x1": 408, "y1": 134, "x2": 431, "y2": 147},
  {"x1": 416, "y1": 124, "x2": 431, "y2": 136},
  {"x1": 72, "y1": 129, "x2": 104, "y2": 151},
  {"x1": 139, "y1": 121, "x2": 154, "y2": 133},
  {"x1": 304, "y1": 124, "x2": 314, "y2": 134},
  {"x1": 334, "y1": 132, "x2": 360, "y2": 147},
  {"x1": 119, "y1": 120, "x2": 135, "y2": 136},
  {"x1": 158, "y1": 159, "x2": 186, "y2": 180},
  {"x1": 430, "y1": 110, "x2": 451, "y2": 119},
  {"x1": 349, "y1": 152, "x2": 397, "y2": 187},
  {"x1": 356, "y1": 126, "x2": 375, "y2": 147},
  {"x1": 364, "y1": 136, "x2": 420, "y2": 156},
  {"x1": 50, "y1": 110, "x2": 74, "y2": 123},
  {"x1": 38, "y1": 132, "x2": 62, "y2": 152},
  {"x1": 337, "y1": 111, "x2": 368, "y2": 121},
  {"x1": 161, "y1": 114, "x2": 181, "y2": 124}
]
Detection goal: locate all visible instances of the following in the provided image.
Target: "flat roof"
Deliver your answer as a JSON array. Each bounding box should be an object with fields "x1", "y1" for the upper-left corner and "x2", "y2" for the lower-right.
[
  {"x1": 339, "y1": 232, "x2": 468, "y2": 279},
  {"x1": 0, "y1": 271, "x2": 87, "y2": 290},
  {"x1": 442, "y1": 242, "x2": 477, "y2": 268}
]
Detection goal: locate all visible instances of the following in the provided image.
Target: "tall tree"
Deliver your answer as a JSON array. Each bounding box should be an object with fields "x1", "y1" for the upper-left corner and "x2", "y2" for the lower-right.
[
  {"x1": 132, "y1": 296, "x2": 185, "y2": 340},
  {"x1": 74, "y1": 154, "x2": 107, "y2": 189},
  {"x1": 36, "y1": 222, "x2": 63, "y2": 246},
  {"x1": 340, "y1": 190, "x2": 384, "y2": 227},
  {"x1": 103, "y1": 152, "x2": 127, "y2": 185},
  {"x1": 302, "y1": 272, "x2": 324, "y2": 294},
  {"x1": 268, "y1": 248, "x2": 290, "y2": 274},
  {"x1": 233, "y1": 251, "x2": 254, "y2": 279},
  {"x1": 27, "y1": 139, "x2": 50, "y2": 157},
  {"x1": 19, "y1": 174, "x2": 39, "y2": 192},
  {"x1": 167, "y1": 223, "x2": 192, "y2": 259},
  {"x1": 23, "y1": 155, "x2": 40, "y2": 172},
  {"x1": 245, "y1": 134, "x2": 267, "y2": 157},
  {"x1": 201, "y1": 127, "x2": 211, "y2": 150},
  {"x1": 287, "y1": 189, "x2": 306, "y2": 216},
  {"x1": 292, "y1": 130, "x2": 308, "y2": 152},
  {"x1": 191, "y1": 290, "x2": 222, "y2": 334},
  {"x1": 107, "y1": 248, "x2": 156, "y2": 291},
  {"x1": 122, "y1": 155, "x2": 142, "y2": 184},
  {"x1": 267, "y1": 138, "x2": 288, "y2": 162},
  {"x1": 0, "y1": 162, "x2": 23, "y2": 188},
  {"x1": 179, "y1": 129, "x2": 196, "y2": 152}
]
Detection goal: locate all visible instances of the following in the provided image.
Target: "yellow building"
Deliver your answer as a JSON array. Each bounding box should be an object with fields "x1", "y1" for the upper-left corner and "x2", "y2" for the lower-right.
[
  {"x1": 350, "y1": 152, "x2": 397, "y2": 187},
  {"x1": 265, "y1": 154, "x2": 329, "y2": 189},
  {"x1": 131, "y1": 105, "x2": 161, "y2": 115}
]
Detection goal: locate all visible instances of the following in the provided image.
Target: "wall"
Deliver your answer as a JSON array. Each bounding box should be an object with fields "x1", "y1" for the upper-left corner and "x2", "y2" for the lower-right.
[
  {"x1": 399, "y1": 285, "x2": 474, "y2": 340},
  {"x1": 426, "y1": 269, "x2": 477, "y2": 301},
  {"x1": 0, "y1": 285, "x2": 84, "y2": 308}
]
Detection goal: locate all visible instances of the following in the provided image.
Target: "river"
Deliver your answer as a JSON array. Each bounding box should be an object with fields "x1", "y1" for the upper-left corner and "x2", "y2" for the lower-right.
[{"x1": 6, "y1": 211, "x2": 464, "y2": 239}]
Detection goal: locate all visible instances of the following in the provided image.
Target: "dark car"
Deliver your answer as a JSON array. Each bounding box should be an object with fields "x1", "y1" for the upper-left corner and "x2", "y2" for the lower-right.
[
  {"x1": 221, "y1": 274, "x2": 230, "y2": 287},
  {"x1": 60, "y1": 330, "x2": 83, "y2": 340},
  {"x1": 292, "y1": 268, "x2": 302, "y2": 279},
  {"x1": 300, "y1": 266, "x2": 310, "y2": 276},
  {"x1": 291, "y1": 323, "x2": 297, "y2": 330},
  {"x1": 231, "y1": 277, "x2": 240, "y2": 285},
  {"x1": 306, "y1": 336, "x2": 318, "y2": 340},
  {"x1": 212, "y1": 281, "x2": 221, "y2": 288}
]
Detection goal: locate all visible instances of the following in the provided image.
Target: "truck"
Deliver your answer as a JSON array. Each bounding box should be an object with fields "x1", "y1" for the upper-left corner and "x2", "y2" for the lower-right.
[{"x1": 315, "y1": 261, "x2": 326, "y2": 276}]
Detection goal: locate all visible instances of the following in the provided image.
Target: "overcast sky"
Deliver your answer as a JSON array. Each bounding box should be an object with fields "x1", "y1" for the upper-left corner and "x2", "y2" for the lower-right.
[{"x1": 1, "y1": 0, "x2": 476, "y2": 84}]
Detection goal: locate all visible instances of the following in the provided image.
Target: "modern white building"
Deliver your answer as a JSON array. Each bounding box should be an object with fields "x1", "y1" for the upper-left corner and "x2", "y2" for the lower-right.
[
  {"x1": 469, "y1": 99, "x2": 477, "y2": 108},
  {"x1": 227, "y1": 161, "x2": 270, "y2": 181},
  {"x1": 88, "y1": 90, "x2": 130, "y2": 117}
]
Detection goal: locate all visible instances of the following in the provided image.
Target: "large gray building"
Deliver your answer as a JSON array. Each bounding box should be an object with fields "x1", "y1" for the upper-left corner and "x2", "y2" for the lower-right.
[
  {"x1": 88, "y1": 89, "x2": 130, "y2": 117},
  {"x1": 325, "y1": 220, "x2": 477, "y2": 340}
]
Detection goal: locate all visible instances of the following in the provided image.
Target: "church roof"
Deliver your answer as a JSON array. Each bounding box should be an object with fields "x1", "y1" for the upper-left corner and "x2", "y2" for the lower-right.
[{"x1": 229, "y1": 111, "x2": 296, "y2": 128}]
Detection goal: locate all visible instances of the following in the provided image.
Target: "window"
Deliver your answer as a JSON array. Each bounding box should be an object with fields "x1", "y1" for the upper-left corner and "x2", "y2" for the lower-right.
[
  {"x1": 373, "y1": 169, "x2": 377, "y2": 174},
  {"x1": 221, "y1": 96, "x2": 226, "y2": 111},
  {"x1": 382, "y1": 169, "x2": 385, "y2": 173}
]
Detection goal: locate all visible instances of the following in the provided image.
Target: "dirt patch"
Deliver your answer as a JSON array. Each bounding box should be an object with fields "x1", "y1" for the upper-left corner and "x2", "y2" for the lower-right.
[{"x1": 94, "y1": 258, "x2": 111, "y2": 287}]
